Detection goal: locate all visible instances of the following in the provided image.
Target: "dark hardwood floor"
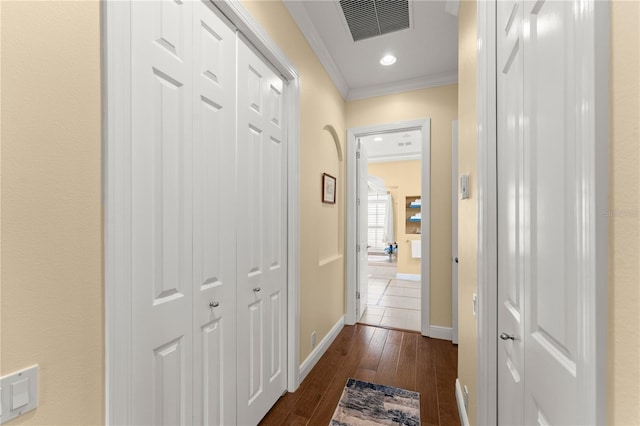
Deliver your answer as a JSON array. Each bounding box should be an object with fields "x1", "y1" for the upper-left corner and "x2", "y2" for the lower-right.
[{"x1": 260, "y1": 324, "x2": 460, "y2": 426}]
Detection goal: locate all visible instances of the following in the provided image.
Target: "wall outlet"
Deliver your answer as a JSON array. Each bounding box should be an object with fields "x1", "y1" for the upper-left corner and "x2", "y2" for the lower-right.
[
  {"x1": 311, "y1": 331, "x2": 316, "y2": 349},
  {"x1": 463, "y1": 385, "x2": 469, "y2": 410}
]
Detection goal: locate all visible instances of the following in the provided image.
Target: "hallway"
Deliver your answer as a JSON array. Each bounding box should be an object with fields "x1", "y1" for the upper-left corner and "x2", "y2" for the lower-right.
[{"x1": 260, "y1": 324, "x2": 460, "y2": 425}]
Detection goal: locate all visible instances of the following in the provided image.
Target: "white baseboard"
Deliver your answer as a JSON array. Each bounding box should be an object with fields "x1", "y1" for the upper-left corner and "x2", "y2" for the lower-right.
[
  {"x1": 299, "y1": 315, "x2": 345, "y2": 383},
  {"x1": 395, "y1": 273, "x2": 421, "y2": 281},
  {"x1": 456, "y1": 378, "x2": 470, "y2": 426},
  {"x1": 430, "y1": 325, "x2": 453, "y2": 341}
]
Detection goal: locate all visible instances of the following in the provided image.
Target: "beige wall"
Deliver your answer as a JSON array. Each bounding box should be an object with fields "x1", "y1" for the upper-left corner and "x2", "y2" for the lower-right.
[
  {"x1": 239, "y1": 1, "x2": 347, "y2": 363},
  {"x1": 0, "y1": 1, "x2": 104, "y2": 425},
  {"x1": 608, "y1": 1, "x2": 640, "y2": 424},
  {"x1": 456, "y1": 1, "x2": 640, "y2": 424},
  {"x1": 368, "y1": 160, "x2": 422, "y2": 275},
  {"x1": 346, "y1": 85, "x2": 458, "y2": 329},
  {"x1": 456, "y1": 1, "x2": 478, "y2": 423}
]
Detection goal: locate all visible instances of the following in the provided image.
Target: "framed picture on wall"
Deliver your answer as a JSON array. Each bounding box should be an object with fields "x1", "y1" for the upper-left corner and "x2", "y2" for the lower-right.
[{"x1": 322, "y1": 173, "x2": 337, "y2": 204}]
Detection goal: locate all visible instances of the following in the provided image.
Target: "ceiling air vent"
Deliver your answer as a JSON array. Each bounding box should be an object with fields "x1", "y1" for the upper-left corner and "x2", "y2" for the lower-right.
[{"x1": 339, "y1": 0, "x2": 411, "y2": 42}]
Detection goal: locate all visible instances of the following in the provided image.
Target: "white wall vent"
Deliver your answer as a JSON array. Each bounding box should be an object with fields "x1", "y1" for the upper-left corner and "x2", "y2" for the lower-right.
[{"x1": 338, "y1": 0, "x2": 412, "y2": 42}]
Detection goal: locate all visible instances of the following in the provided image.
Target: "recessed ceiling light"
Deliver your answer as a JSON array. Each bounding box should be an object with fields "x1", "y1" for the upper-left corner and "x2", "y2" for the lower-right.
[
  {"x1": 373, "y1": 136, "x2": 383, "y2": 142},
  {"x1": 380, "y1": 54, "x2": 397, "y2": 66}
]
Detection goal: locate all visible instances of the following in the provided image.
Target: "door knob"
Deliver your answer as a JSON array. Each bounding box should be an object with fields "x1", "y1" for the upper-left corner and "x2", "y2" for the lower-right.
[
  {"x1": 209, "y1": 301, "x2": 219, "y2": 308},
  {"x1": 499, "y1": 332, "x2": 515, "y2": 341},
  {"x1": 253, "y1": 287, "x2": 261, "y2": 292}
]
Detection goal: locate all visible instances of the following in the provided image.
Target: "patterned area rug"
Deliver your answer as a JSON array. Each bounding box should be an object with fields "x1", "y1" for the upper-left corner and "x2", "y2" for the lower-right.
[{"x1": 330, "y1": 378, "x2": 420, "y2": 426}]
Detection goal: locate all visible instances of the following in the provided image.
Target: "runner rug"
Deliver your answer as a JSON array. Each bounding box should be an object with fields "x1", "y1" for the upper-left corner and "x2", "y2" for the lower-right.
[{"x1": 330, "y1": 378, "x2": 420, "y2": 426}]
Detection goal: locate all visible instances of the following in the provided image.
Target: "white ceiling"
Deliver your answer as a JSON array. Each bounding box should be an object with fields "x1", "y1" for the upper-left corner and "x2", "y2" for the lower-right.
[
  {"x1": 361, "y1": 129, "x2": 422, "y2": 162},
  {"x1": 284, "y1": 0, "x2": 459, "y2": 100}
]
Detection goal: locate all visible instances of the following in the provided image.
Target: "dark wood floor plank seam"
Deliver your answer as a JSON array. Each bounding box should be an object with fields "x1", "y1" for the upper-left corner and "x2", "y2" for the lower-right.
[{"x1": 358, "y1": 326, "x2": 389, "y2": 371}]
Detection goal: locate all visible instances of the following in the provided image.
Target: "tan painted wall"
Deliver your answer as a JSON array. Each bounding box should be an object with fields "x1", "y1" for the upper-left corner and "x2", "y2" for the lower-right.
[
  {"x1": 0, "y1": 1, "x2": 104, "y2": 425},
  {"x1": 240, "y1": 1, "x2": 347, "y2": 363},
  {"x1": 608, "y1": 1, "x2": 640, "y2": 423},
  {"x1": 456, "y1": 1, "x2": 478, "y2": 423},
  {"x1": 346, "y1": 85, "x2": 457, "y2": 329},
  {"x1": 456, "y1": 1, "x2": 640, "y2": 424},
  {"x1": 368, "y1": 160, "x2": 422, "y2": 275}
]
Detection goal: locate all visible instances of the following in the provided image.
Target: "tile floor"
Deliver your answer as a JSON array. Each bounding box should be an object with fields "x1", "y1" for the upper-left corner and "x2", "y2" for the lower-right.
[{"x1": 360, "y1": 277, "x2": 422, "y2": 332}]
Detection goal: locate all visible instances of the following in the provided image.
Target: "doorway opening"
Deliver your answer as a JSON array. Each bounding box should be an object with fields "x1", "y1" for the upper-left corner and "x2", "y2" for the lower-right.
[
  {"x1": 360, "y1": 130, "x2": 423, "y2": 332},
  {"x1": 346, "y1": 119, "x2": 431, "y2": 336}
]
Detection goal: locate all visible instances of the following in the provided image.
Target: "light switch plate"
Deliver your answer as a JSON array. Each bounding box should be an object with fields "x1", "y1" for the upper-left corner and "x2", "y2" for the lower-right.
[
  {"x1": 0, "y1": 365, "x2": 38, "y2": 424},
  {"x1": 11, "y1": 378, "x2": 29, "y2": 410}
]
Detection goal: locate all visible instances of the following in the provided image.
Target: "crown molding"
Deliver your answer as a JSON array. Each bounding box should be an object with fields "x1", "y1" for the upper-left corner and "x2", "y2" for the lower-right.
[
  {"x1": 283, "y1": 0, "x2": 349, "y2": 99},
  {"x1": 347, "y1": 71, "x2": 458, "y2": 101}
]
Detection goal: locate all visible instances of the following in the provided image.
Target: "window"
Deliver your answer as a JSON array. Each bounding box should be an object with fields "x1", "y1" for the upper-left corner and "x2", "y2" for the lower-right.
[{"x1": 368, "y1": 193, "x2": 387, "y2": 251}]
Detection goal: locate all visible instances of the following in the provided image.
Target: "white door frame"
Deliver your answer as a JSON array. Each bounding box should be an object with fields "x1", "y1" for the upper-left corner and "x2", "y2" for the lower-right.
[
  {"x1": 346, "y1": 119, "x2": 431, "y2": 336},
  {"x1": 451, "y1": 120, "x2": 458, "y2": 345},
  {"x1": 102, "y1": 1, "x2": 301, "y2": 423},
  {"x1": 475, "y1": 1, "x2": 609, "y2": 424},
  {"x1": 475, "y1": 2, "x2": 499, "y2": 423}
]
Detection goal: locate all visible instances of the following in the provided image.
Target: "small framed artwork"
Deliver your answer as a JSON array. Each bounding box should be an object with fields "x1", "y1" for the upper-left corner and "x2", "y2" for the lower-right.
[{"x1": 322, "y1": 173, "x2": 337, "y2": 204}]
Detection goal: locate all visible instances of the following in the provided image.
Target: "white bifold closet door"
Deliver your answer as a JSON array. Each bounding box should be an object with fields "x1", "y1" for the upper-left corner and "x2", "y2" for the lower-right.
[
  {"x1": 129, "y1": 1, "x2": 286, "y2": 424},
  {"x1": 130, "y1": 0, "x2": 196, "y2": 424},
  {"x1": 236, "y1": 36, "x2": 288, "y2": 426},
  {"x1": 191, "y1": 1, "x2": 238, "y2": 425}
]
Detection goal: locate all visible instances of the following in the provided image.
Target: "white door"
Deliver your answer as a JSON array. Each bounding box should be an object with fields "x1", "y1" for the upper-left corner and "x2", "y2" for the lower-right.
[
  {"x1": 191, "y1": 2, "x2": 238, "y2": 425},
  {"x1": 498, "y1": 1, "x2": 601, "y2": 423},
  {"x1": 236, "y1": 36, "x2": 288, "y2": 425},
  {"x1": 130, "y1": 1, "x2": 194, "y2": 424},
  {"x1": 356, "y1": 140, "x2": 369, "y2": 320}
]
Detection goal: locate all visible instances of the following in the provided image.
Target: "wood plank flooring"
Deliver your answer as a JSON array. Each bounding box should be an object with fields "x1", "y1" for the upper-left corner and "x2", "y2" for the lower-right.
[{"x1": 259, "y1": 324, "x2": 460, "y2": 426}]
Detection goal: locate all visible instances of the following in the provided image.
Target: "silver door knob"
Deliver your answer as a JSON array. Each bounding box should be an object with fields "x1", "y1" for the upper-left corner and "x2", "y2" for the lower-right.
[
  {"x1": 253, "y1": 287, "x2": 261, "y2": 292},
  {"x1": 209, "y1": 301, "x2": 219, "y2": 308},
  {"x1": 499, "y1": 332, "x2": 515, "y2": 341}
]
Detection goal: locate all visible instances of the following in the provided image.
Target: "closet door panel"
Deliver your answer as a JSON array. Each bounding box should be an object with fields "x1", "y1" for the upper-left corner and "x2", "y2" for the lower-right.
[
  {"x1": 191, "y1": 1, "x2": 238, "y2": 425},
  {"x1": 130, "y1": 1, "x2": 194, "y2": 424},
  {"x1": 236, "y1": 38, "x2": 288, "y2": 425}
]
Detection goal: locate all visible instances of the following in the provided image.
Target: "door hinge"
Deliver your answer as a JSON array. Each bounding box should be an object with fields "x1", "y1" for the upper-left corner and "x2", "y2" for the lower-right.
[
  {"x1": 356, "y1": 244, "x2": 361, "y2": 252},
  {"x1": 356, "y1": 291, "x2": 360, "y2": 300},
  {"x1": 357, "y1": 198, "x2": 360, "y2": 206},
  {"x1": 356, "y1": 151, "x2": 361, "y2": 159}
]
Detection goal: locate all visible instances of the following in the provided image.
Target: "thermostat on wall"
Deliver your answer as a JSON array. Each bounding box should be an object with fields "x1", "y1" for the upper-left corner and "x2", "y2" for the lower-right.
[{"x1": 460, "y1": 174, "x2": 470, "y2": 200}]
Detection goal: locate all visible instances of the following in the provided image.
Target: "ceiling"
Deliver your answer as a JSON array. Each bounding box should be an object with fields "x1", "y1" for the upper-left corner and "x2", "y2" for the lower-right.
[
  {"x1": 284, "y1": 0, "x2": 459, "y2": 100},
  {"x1": 361, "y1": 129, "x2": 422, "y2": 162}
]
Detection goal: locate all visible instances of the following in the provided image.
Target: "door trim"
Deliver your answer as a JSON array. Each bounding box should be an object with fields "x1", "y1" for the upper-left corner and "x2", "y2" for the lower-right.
[
  {"x1": 451, "y1": 120, "x2": 459, "y2": 345},
  {"x1": 475, "y1": 1, "x2": 498, "y2": 424},
  {"x1": 345, "y1": 119, "x2": 431, "y2": 336},
  {"x1": 103, "y1": 1, "x2": 301, "y2": 423},
  {"x1": 476, "y1": 1, "x2": 609, "y2": 424}
]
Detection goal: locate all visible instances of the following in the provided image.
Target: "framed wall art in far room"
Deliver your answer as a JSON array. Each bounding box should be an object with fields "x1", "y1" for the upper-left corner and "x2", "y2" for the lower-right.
[{"x1": 322, "y1": 173, "x2": 336, "y2": 204}]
